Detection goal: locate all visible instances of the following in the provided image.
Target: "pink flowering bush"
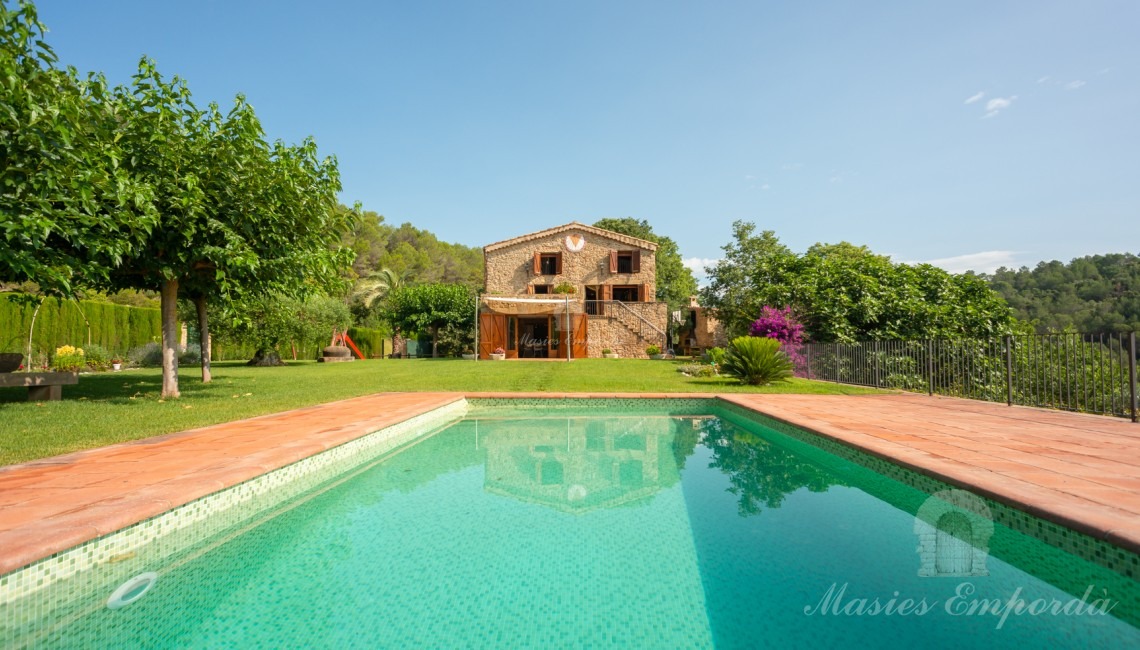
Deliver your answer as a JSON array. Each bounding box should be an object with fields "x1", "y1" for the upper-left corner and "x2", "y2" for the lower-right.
[{"x1": 748, "y1": 306, "x2": 806, "y2": 373}]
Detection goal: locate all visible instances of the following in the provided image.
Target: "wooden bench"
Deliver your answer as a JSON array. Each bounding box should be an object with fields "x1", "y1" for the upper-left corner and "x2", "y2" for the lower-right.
[{"x1": 0, "y1": 372, "x2": 78, "y2": 401}]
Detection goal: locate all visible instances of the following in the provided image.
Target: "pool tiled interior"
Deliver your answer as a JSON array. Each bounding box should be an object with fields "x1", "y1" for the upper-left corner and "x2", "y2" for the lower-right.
[{"x1": 1, "y1": 391, "x2": 1139, "y2": 645}]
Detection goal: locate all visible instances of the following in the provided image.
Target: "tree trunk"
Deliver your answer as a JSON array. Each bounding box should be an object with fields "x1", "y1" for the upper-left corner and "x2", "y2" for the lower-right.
[
  {"x1": 247, "y1": 348, "x2": 285, "y2": 366},
  {"x1": 431, "y1": 326, "x2": 439, "y2": 358},
  {"x1": 195, "y1": 295, "x2": 211, "y2": 383},
  {"x1": 160, "y1": 278, "x2": 180, "y2": 399}
]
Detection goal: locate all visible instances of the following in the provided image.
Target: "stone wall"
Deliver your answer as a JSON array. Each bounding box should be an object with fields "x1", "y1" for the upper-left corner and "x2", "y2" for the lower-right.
[
  {"x1": 484, "y1": 228, "x2": 657, "y2": 299},
  {"x1": 586, "y1": 302, "x2": 668, "y2": 359},
  {"x1": 693, "y1": 307, "x2": 727, "y2": 349}
]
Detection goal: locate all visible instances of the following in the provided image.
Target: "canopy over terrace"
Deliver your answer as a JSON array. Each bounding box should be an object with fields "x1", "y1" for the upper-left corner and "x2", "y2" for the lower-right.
[{"x1": 476, "y1": 297, "x2": 588, "y2": 360}]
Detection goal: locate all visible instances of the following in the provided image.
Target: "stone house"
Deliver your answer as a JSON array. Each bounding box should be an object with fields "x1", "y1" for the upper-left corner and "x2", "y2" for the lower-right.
[{"x1": 479, "y1": 222, "x2": 668, "y2": 359}]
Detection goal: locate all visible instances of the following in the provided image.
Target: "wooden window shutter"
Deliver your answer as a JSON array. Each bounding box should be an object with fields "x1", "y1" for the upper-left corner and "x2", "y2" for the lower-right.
[
  {"x1": 603, "y1": 285, "x2": 613, "y2": 301},
  {"x1": 641, "y1": 284, "x2": 649, "y2": 302},
  {"x1": 609, "y1": 251, "x2": 618, "y2": 273},
  {"x1": 556, "y1": 252, "x2": 563, "y2": 275},
  {"x1": 526, "y1": 284, "x2": 534, "y2": 295},
  {"x1": 533, "y1": 252, "x2": 541, "y2": 275},
  {"x1": 632, "y1": 250, "x2": 641, "y2": 273}
]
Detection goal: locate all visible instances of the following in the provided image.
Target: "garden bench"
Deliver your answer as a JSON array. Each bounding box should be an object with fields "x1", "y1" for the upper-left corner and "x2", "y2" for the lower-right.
[{"x1": 0, "y1": 372, "x2": 78, "y2": 401}]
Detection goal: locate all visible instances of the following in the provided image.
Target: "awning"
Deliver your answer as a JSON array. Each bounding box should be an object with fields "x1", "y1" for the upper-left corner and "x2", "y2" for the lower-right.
[{"x1": 480, "y1": 296, "x2": 582, "y2": 316}]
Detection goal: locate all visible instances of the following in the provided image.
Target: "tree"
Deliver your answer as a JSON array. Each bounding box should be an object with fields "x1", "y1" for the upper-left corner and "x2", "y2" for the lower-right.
[
  {"x1": 211, "y1": 294, "x2": 351, "y2": 366},
  {"x1": 701, "y1": 221, "x2": 1014, "y2": 342},
  {"x1": 592, "y1": 218, "x2": 698, "y2": 313},
  {"x1": 103, "y1": 60, "x2": 354, "y2": 396},
  {"x1": 386, "y1": 283, "x2": 475, "y2": 358},
  {"x1": 0, "y1": 1, "x2": 156, "y2": 297}
]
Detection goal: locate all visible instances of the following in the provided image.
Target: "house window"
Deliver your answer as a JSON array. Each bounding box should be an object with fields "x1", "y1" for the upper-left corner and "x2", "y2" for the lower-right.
[
  {"x1": 609, "y1": 250, "x2": 641, "y2": 274},
  {"x1": 611, "y1": 285, "x2": 639, "y2": 302},
  {"x1": 535, "y1": 252, "x2": 562, "y2": 275},
  {"x1": 532, "y1": 284, "x2": 550, "y2": 295}
]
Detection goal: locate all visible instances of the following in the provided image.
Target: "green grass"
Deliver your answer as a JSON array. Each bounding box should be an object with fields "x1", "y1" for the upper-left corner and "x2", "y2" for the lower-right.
[{"x1": 0, "y1": 359, "x2": 882, "y2": 466}]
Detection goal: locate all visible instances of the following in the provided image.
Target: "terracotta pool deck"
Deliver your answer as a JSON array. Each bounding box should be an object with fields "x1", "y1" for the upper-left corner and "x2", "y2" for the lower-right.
[{"x1": 2, "y1": 391, "x2": 1139, "y2": 575}]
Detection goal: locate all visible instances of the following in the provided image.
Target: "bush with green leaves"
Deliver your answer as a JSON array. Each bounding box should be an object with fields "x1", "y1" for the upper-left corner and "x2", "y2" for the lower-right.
[
  {"x1": 704, "y1": 346, "x2": 726, "y2": 367},
  {"x1": 722, "y1": 336, "x2": 793, "y2": 386},
  {"x1": 179, "y1": 343, "x2": 202, "y2": 365},
  {"x1": 128, "y1": 342, "x2": 163, "y2": 367},
  {"x1": 83, "y1": 344, "x2": 112, "y2": 370},
  {"x1": 677, "y1": 364, "x2": 717, "y2": 377},
  {"x1": 646, "y1": 344, "x2": 662, "y2": 356}
]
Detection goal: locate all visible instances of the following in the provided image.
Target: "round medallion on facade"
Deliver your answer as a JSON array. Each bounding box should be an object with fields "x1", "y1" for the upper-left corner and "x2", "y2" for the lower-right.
[{"x1": 564, "y1": 234, "x2": 586, "y2": 252}]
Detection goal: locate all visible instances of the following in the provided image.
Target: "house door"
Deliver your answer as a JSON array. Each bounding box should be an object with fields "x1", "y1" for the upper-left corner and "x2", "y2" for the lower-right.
[
  {"x1": 478, "y1": 313, "x2": 506, "y2": 360},
  {"x1": 519, "y1": 317, "x2": 550, "y2": 358}
]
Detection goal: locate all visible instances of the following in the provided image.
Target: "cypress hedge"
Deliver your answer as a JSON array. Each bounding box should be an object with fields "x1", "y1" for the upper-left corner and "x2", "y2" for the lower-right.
[{"x1": 1, "y1": 294, "x2": 161, "y2": 358}]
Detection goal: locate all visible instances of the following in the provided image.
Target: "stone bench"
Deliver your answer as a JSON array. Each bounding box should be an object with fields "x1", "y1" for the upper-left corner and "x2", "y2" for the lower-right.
[{"x1": 0, "y1": 372, "x2": 78, "y2": 401}]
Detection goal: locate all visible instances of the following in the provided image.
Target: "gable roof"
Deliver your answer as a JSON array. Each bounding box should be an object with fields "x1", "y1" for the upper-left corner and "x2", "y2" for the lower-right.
[{"x1": 483, "y1": 221, "x2": 658, "y2": 253}]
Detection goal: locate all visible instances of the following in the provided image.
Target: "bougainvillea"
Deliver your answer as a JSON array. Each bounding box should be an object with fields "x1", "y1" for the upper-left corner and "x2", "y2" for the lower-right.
[{"x1": 748, "y1": 306, "x2": 806, "y2": 372}]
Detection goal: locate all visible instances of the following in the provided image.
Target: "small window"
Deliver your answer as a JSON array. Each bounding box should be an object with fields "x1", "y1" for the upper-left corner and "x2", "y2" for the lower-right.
[
  {"x1": 540, "y1": 254, "x2": 559, "y2": 275},
  {"x1": 611, "y1": 286, "x2": 639, "y2": 302},
  {"x1": 617, "y1": 252, "x2": 634, "y2": 273},
  {"x1": 532, "y1": 284, "x2": 551, "y2": 294}
]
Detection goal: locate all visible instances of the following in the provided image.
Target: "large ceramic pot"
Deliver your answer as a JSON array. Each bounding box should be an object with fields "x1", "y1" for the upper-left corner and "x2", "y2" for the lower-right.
[
  {"x1": 322, "y1": 345, "x2": 352, "y2": 358},
  {"x1": 0, "y1": 353, "x2": 22, "y2": 373}
]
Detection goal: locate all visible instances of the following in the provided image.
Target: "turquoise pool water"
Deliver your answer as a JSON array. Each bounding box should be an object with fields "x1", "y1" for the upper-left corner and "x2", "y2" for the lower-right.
[{"x1": 5, "y1": 401, "x2": 1140, "y2": 648}]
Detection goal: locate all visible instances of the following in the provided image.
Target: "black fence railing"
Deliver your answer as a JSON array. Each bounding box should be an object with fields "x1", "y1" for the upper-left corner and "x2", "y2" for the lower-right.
[{"x1": 798, "y1": 332, "x2": 1139, "y2": 421}]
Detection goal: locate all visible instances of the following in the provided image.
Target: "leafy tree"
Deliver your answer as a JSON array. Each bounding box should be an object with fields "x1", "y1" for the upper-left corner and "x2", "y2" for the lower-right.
[
  {"x1": 701, "y1": 221, "x2": 1014, "y2": 342},
  {"x1": 210, "y1": 294, "x2": 351, "y2": 365},
  {"x1": 988, "y1": 253, "x2": 1140, "y2": 333},
  {"x1": 386, "y1": 283, "x2": 475, "y2": 357},
  {"x1": 103, "y1": 59, "x2": 353, "y2": 396},
  {"x1": 0, "y1": 1, "x2": 155, "y2": 296},
  {"x1": 592, "y1": 218, "x2": 698, "y2": 313},
  {"x1": 342, "y1": 211, "x2": 483, "y2": 286}
]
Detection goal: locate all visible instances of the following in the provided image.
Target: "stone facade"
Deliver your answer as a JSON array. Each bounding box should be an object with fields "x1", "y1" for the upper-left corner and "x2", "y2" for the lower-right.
[
  {"x1": 483, "y1": 223, "x2": 668, "y2": 358},
  {"x1": 484, "y1": 223, "x2": 658, "y2": 299}
]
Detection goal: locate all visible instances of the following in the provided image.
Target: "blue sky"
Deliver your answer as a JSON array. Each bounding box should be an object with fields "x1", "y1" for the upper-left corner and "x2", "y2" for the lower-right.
[{"x1": 37, "y1": 1, "x2": 1139, "y2": 279}]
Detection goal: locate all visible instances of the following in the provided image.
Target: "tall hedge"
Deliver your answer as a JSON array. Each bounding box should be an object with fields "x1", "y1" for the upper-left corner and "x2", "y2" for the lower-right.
[
  {"x1": 1, "y1": 294, "x2": 161, "y2": 357},
  {"x1": 347, "y1": 327, "x2": 388, "y2": 358}
]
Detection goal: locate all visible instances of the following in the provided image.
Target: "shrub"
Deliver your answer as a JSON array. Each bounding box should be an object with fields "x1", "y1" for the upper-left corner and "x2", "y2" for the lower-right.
[
  {"x1": 748, "y1": 306, "x2": 805, "y2": 371},
  {"x1": 677, "y1": 363, "x2": 717, "y2": 377},
  {"x1": 722, "y1": 336, "x2": 793, "y2": 386},
  {"x1": 51, "y1": 345, "x2": 86, "y2": 372},
  {"x1": 128, "y1": 342, "x2": 163, "y2": 367},
  {"x1": 646, "y1": 344, "x2": 662, "y2": 356},
  {"x1": 704, "y1": 346, "x2": 726, "y2": 367},
  {"x1": 553, "y1": 282, "x2": 577, "y2": 294},
  {"x1": 179, "y1": 343, "x2": 202, "y2": 365},
  {"x1": 601, "y1": 348, "x2": 613, "y2": 354},
  {"x1": 83, "y1": 344, "x2": 112, "y2": 371}
]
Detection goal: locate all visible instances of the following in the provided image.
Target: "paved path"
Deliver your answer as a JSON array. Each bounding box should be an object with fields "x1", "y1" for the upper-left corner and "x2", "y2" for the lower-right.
[{"x1": 1, "y1": 391, "x2": 1138, "y2": 576}]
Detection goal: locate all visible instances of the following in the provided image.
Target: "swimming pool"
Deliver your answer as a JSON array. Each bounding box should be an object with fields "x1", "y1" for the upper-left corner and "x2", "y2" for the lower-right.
[{"x1": 3, "y1": 398, "x2": 1138, "y2": 648}]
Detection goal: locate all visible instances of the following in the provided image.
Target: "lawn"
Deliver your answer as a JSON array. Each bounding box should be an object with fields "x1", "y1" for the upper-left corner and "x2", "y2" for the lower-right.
[{"x1": 0, "y1": 359, "x2": 882, "y2": 466}]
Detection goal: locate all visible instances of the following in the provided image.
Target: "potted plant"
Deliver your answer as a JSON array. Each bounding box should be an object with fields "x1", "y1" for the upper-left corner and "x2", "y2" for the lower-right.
[
  {"x1": 460, "y1": 348, "x2": 476, "y2": 361},
  {"x1": 553, "y1": 282, "x2": 577, "y2": 295},
  {"x1": 111, "y1": 357, "x2": 123, "y2": 371},
  {"x1": 646, "y1": 344, "x2": 663, "y2": 360},
  {"x1": 490, "y1": 347, "x2": 506, "y2": 361},
  {"x1": 0, "y1": 334, "x2": 22, "y2": 373},
  {"x1": 602, "y1": 348, "x2": 618, "y2": 359}
]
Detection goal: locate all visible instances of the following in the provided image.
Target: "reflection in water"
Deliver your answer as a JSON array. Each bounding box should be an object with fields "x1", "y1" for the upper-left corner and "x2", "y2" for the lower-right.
[
  {"x1": 478, "y1": 416, "x2": 704, "y2": 513},
  {"x1": 700, "y1": 417, "x2": 846, "y2": 516}
]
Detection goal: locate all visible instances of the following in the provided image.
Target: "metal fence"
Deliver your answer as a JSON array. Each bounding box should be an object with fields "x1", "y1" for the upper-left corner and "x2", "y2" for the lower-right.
[{"x1": 798, "y1": 332, "x2": 1139, "y2": 421}]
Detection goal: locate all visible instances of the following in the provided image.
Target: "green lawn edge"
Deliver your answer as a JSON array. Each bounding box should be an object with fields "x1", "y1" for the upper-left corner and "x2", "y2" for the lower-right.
[{"x1": 0, "y1": 359, "x2": 884, "y2": 466}]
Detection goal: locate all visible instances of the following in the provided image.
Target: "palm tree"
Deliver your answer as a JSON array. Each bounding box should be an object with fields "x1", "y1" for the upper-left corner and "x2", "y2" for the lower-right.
[{"x1": 352, "y1": 268, "x2": 408, "y2": 355}]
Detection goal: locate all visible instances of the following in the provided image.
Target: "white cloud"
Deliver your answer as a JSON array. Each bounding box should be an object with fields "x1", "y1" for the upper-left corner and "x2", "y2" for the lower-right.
[
  {"x1": 1037, "y1": 76, "x2": 1050, "y2": 84},
  {"x1": 981, "y1": 95, "x2": 1016, "y2": 119},
  {"x1": 908, "y1": 251, "x2": 1020, "y2": 274},
  {"x1": 1065, "y1": 80, "x2": 1086, "y2": 90},
  {"x1": 683, "y1": 258, "x2": 721, "y2": 284},
  {"x1": 781, "y1": 162, "x2": 805, "y2": 171},
  {"x1": 964, "y1": 91, "x2": 985, "y2": 104},
  {"x1": 1097, "y1": 67, "x2": 1112, "y2": 76},
  {"x1": 760, "y1": 183, "x2": 770, "y2": 191}
]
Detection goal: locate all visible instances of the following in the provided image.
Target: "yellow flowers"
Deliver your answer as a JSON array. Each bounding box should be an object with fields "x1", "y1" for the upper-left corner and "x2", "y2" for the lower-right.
[
  {"x1": 54, "y1": 345, "x2": 85, "y2": 358},
  {"x1": 51, "y1": 345, "x2": 87, "y2": 372}
]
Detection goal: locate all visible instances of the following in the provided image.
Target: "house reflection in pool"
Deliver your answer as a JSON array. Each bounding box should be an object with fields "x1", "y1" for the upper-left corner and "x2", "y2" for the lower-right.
[{"x1": 478, "y1": 416, "x2": 700, "y2": 513}]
